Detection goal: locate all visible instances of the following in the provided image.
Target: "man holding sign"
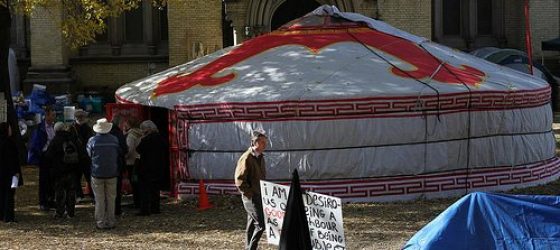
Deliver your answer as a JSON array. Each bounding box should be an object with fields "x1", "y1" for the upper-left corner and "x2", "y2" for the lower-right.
[{"x1": 234, "y1": 130, "x2": 268, "y2": 250}]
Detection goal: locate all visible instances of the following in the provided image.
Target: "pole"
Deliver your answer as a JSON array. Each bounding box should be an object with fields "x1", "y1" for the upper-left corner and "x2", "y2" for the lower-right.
[{"x1": 524, "y1": 0, "x2": 534, "y2": 75}]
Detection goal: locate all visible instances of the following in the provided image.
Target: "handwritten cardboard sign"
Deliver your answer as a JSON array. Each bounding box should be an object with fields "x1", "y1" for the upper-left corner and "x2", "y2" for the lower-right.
[{"x1": 260, "y1": 181, "x2": 346, "y2": 250}]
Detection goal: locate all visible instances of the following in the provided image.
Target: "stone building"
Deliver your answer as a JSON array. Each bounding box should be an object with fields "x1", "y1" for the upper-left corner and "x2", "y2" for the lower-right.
[{"x1": 8, "y1": 0, "x2": 560, "y2": 97}]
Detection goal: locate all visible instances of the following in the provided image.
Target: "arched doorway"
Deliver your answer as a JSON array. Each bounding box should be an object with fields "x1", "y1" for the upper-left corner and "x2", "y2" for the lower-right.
[
  {"x1": 270, "y1": 0, "x2": 321, "y2": 31},
  {"x1": 245, "y1": 0, "x2": 354, "y2": 37}
]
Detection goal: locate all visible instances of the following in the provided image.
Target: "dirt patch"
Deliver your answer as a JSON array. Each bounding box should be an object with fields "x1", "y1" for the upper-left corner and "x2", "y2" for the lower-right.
[{"x1": 1, "y1": 166, "x2": 558, "y2": 249}]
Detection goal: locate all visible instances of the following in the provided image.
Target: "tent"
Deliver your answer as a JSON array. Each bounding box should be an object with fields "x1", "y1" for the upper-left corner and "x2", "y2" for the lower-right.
[
  {"x1": 404, "y1": 192, "x2": 560, "y2": 249},
  {"x1": 115, "y1": 6, "x2": 560, "y2": 202},
  {"x1": 470, "y1": 47, "x2": 556, "y2": 83},
  {"x1": 470, "y1": 47, "x2": 559, "y2": 110}
]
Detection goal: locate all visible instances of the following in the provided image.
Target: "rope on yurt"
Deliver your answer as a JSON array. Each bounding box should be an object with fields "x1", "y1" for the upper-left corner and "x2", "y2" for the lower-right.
[
  {"x1": 417, "y1": 43, "x2": 473, "y2": 196},
  {"x1": 344, "y1": 31, "x2": 443, "y2": 124},
  {"x1": 345, "y1": 31, "x2": 442, "y2": 113},
  {"x1": 286, "y1": 46, "x2": 363, "y2": 184},
  {"x1": 504, "y1": 78, "x2": 518, "y2": 171},
  {"x1": 463, "y1": 73, "x2": 518, "y2": 171},
  {"x1": 346, "y1": 30, "x2": 442, "y2": 190},
  {"x1": 190, "y1": 130, "x2": 551, "y2": 153}
]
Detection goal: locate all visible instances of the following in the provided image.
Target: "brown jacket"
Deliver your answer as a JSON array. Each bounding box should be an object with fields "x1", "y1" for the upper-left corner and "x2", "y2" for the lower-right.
[{"x1": 234, "y1": 148, "x2": 266, "y2": 198}]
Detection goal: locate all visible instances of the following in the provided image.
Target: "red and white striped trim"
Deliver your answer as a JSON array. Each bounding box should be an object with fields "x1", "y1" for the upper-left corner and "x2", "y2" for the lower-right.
[
  {"x1": 173, "y1": 87, "x2": 550, "y2": 121},
  {"x1": 178, "y1": 156, "x2": 560, "y2": 202},
  {"x1": 115, "y1": 86, "x2": 550, "y2": 119}
]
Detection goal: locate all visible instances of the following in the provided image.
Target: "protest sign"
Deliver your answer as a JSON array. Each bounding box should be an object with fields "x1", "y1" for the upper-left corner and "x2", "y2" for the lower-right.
[{"x1": 260, "y1": 181, "x2": 346, "y2": 250}]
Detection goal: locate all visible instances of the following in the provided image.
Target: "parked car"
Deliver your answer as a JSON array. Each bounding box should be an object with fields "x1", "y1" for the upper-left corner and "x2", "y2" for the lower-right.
[{"x1": 471, "y1": 47, "x2": 559, "y2": 111}]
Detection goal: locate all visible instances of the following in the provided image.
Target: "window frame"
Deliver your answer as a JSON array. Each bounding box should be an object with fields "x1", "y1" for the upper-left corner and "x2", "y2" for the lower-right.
[
  {"x1": 75, "y1": 0, "x2": 168, "y2": 59},
  {"x1": 433, "y1": 0, "x2": 505, "y2": 51}
]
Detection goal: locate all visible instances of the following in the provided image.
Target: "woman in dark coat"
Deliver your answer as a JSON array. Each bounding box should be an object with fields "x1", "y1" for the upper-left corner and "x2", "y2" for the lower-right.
[
  {"x1": 46, "y1": 122, "x2": 81, "y2": 218},
  {"x1": 136, "y1": 120, "x2": 167, "y2": 216},
  {"x1": 0, "y1": 122, "x2": 23, "y2": 222}
]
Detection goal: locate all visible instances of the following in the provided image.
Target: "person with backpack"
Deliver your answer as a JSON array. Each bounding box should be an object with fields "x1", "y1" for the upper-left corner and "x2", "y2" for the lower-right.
[
  {"x1": 46, "y1": 122, "x2": 81, "y2": 218},
  {"x1": 69, "y1": 109, "x2": 94, "y2": 203}
]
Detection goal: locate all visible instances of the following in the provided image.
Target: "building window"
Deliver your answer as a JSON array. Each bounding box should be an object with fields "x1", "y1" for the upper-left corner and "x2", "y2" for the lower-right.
[
  {"x1": 476, "y1": 0, "x2": 493, "y2": 35},
  {"x1": 94, "y1": 18, "x2": 110, "y2": 43},
  {"x1": 77, "y1": 0, "x2": 168, "y2": 59},
  {"x1": 158, "y1": 7, "x2": 168, "y2": 41},
  {"x1": 434, "y1": 0, "x2": 504, "y2": 51},
  {"x1": 124, "y1": 7, "x2": 144, "y2": 43},
  {"x1": 442, "y1": 0, "x2": 461, "y2": 36}
]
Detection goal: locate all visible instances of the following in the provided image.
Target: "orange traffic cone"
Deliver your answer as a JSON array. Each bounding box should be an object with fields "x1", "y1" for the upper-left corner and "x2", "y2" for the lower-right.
[{"x1": 197, "y1": 179, "x2": 213, "y2": 211}]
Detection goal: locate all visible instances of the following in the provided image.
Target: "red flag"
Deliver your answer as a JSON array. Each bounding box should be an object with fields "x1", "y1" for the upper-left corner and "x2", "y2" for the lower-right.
[{"x1": 524, "y1": 0, "x2": 534, "y2": 75}]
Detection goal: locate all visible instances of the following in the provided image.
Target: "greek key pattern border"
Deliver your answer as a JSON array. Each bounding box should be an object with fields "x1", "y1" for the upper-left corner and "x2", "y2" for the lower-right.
[
  {"x1": 173, "y1": 87, "x2": 550, "y2": 121},
  {"x1": 178, "y1": 157, "x2": 560, "y2": 201}
]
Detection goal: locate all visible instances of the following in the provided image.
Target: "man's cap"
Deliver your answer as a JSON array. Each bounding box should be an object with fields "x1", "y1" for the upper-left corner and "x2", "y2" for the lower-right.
[
  {"x1": 74, "y1": 109, "x2": 89, "y2": 118},
  {"x1": 251, "y1": 130, "x2": 267, "y2": 141}
]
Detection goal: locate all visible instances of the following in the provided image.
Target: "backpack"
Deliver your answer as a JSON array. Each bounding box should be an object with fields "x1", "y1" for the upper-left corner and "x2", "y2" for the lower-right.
[{"x1": 62, "y1": 140, "x2": 80, "y2": 164}]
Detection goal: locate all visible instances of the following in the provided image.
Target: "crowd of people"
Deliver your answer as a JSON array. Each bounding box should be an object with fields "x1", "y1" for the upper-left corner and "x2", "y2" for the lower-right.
[
  {"x1": 0, "y1": 106, "x2": 167, "y2": 229},
  {"x1": 1, "y1": 107, "x2": 271, "y2": 249}
]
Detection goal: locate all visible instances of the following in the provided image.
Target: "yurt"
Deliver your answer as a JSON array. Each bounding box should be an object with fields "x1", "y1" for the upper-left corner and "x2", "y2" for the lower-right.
[{"x1": 115, "y1": 6, "x2": 560, "y2": 202}]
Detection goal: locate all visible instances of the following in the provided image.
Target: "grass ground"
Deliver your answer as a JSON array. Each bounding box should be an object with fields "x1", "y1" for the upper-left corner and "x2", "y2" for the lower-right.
[{"x1": 1, "y1": 166, "x2": 559, "y2": 250}]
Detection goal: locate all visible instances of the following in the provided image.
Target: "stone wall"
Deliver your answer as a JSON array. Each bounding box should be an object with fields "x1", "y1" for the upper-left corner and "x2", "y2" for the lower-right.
[
  {"x1": 505, "y1": 0, "x2": 559, "y2": 56},
  {"x1": 71, "y1": 63, "x2": 168, "y2": 100},
  {"x1": 376, "y1": 0, "x2": 432, "y2": 38},
  {"x1": 29, "y1": 2, "x2": 67, "y2": 66},
  {"x1": 168, "y1": 0, "x2": 223, "y2": 66}
]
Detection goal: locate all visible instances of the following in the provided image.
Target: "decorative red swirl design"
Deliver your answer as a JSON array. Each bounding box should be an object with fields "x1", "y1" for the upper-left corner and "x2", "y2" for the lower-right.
[{"x1": 154, "y1": 28, "x2": 485, "y2": 97}]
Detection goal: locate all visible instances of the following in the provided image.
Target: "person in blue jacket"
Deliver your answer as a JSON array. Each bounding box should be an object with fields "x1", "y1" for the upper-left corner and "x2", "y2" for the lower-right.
[
  {"x1": 87, "y1": 118, "x2": 121, "y2": 230},
  {"x1": 28, "y1": 106, "x2": 56, "y2": 211}
]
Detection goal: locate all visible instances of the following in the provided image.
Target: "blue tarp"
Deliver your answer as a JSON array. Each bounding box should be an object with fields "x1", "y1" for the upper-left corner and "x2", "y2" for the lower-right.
[
  {"x1": 404, "y1": 192, "x2": 560, "y2": 250},
  {"x1": 28, "y1": 87, "x2": 54, "y2": 115}
]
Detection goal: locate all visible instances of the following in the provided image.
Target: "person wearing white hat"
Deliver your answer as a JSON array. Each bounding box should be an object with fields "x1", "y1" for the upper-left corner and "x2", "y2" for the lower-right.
[{"x1": 86, "y1": 118, "x2": 122, "y2": 229}]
